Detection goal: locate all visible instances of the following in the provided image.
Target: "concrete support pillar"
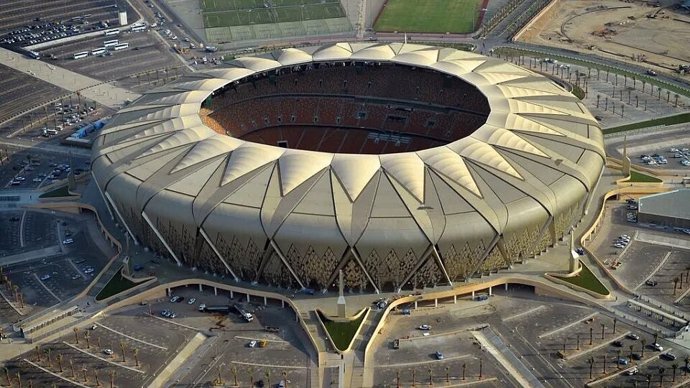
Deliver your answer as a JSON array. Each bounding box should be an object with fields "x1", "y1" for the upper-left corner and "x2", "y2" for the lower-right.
[
  {"x1": 453, "y1": 295, "x2": 457, "y2": 304},
  {"x1": 166, "y1": 288, "x2": 171, "y2": 296},
  {"x1": 505, "y1": 283, "x2": 509, "y2": 291},
  {"x1": 198, "y1": 284, "x2": 202, "y2": 292},
  {"x1": 264, "y1": 296, "x2": 267, "y2": 306},
  {"x1": 246, "y1": 294, "x2": 250, "y2": 303},
  {"x1": 489, "y1": 287, "x2": 492, "y2": 296},
  {"x1": 281, "y1": 300, "x2": 285, "y2": 308},
  {"x1": 434, "y1": 298, "x2": 438, "y2": 307},
  {"x1": 214, "y1": 287, "x2": 217, "y2": 296},
  {"x1": 472, "y1": 291, "x2": 475, "y2": 299},
  {"x1": 414, "y1": 300, "x2": 418, "y2": 309},
  {"x1": 230, "y1": 290, "x2": 234, "y2": 299}
]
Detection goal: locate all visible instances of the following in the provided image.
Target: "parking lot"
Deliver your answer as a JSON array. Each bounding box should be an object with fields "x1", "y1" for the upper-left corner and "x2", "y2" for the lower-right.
[
  {"x1": 158, "y1": 286, "x2": 315, "y2": 388},
  {"x1": 1, "y1": 211, "x2": 111, "y2": 315},
  {"x1": 2, "y1": 152, "x2": 90, "y2": 191},
  {"x1": 39, "y1": 31, "x2": 182, "y2": 84},
  {"x1": 0, "y1": 0, "x2": 128, "y2": 35},
  {"x1": 0, "y1": 63, "x2": 69, "y2": 126}
]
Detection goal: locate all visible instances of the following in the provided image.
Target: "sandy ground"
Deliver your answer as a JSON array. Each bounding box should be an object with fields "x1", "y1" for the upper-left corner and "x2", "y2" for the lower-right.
[{"x1": 518, "y1": 0, "x2": 690, "y2": 75}]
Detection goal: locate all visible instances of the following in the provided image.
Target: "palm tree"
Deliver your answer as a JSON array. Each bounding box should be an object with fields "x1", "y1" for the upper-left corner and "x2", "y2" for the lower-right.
[
  {"x1": 684, "y1": 356, "x2": 689, "y2": 375},
  {"x1": 73, "y1": 327, "x2": 79, "y2": 345},
  {"x1": 646, "y1": 373, "x2": 652, "y2": 388},
  {"x1": 84, "y1": 332, "x2": 90, "y2": 349},
  {"x1": 613, "y1": 318, "x2": 617, "y2": 333},
  {"x1": 587, "y1": 357, "x2": 594, "y2": 379},
  {"x1": 479, "y1": 358, "x2": 483, "y2": 380},
  {"x1": 248, "y1": 367, "x2": 255, "y2": 387},
  {"x1": 265, "y1": 370, "x2": 271, "y2": 387},
  {"x1": 82, "y1": 368, "x2": 88, "y2": 383},
  {"x1": 411, "y1": 368, "x2": 416, "y2": 386},
  {"x1": 640, "y1": 338, "x2": 647, "y2": 358},
  {"x1": 653, "y1": 332, "x2": 659, "y2": 344},
  {"x1": 70, "y1": 359, "x2": 75, "y2": 378},
  {"x1": 672, "y1": 363, "x2": 678, "y2": 381},
  {"x1": 674, "y1": 277, "x2": 680, "y2": 295},
  {"x1": 629, "y1": 345, "x2": 634, "y2": 361},
  {"x1": 119, "y1": 341, "x2": 126, "y2": 362},
  {"x1": 601, "y1": 323, "x2": 606, "y2": 339},
  {"x1": 659, "y1": 367, "x2": 665, "y2": 385},
  {"x1": 428, "y1": 368, "x2": 433, "y2": 385},
  {"x1": 133, "y1": 349, "x2": 139, "y2": 367},
  {"x1": 35, "y1": 345, "x2": 41, "y2": 362},
  {"x1": 4, "y1": 367, "x2": 10, "y2": 386},
  {"x1": 590, "y1": 327, "x2": 593, "y2": 345},
  {"x1": 462, "y1": 363, "x2": 466, "y2": 380},
  {"x1": 94, "y1": 370, "x2": 100, "y2": 387},
  {"x1": 109, "y1": 370, "x2": 116, "y2": 388},
  {"x1": 603, "y1": 354, "x2": 607, "y2": 374},
  {"x1": 231, "y1": 366, "x2": 238, "y2": 387},
  {"x1": 56, "y1": 354, "x2": 63, "y2": 373},
  {"x1": 576, "y1": 334, "x2": 580, "y2": 350},
  {"x1": 445, "y1": 366, "x2": 449, "y2": 383}
]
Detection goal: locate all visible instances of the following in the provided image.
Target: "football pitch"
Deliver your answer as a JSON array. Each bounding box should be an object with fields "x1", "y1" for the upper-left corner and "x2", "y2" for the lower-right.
[
  {"x1": 374, "y1": 0, "x2": 484, "y2": 34},
  {"x1": 201, "y1": 0, "x2": 346, "y2": 28}
]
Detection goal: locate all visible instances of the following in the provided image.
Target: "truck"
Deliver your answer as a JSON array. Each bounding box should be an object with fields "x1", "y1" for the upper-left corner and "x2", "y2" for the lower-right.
[
  {"x1": 200, "y1": 305, "x2": 230, "y2": 313},
  {"x1": 233, "y1": 304, "x2": 254, "y2": 322}
]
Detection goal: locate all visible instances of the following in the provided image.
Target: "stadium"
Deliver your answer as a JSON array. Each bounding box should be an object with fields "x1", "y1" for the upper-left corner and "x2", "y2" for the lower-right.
[{"x1": 91, "y1": 42, "x2": 606, "y2": 294}]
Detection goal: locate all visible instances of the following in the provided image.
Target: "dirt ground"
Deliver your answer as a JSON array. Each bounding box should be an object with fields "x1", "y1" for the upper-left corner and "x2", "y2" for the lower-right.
[{"x1": 518, "y1": 0, "x2": 690, "y2": 75}]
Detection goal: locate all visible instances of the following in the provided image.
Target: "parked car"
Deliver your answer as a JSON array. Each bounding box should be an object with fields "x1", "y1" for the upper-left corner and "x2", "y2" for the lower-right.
[
  {"x1": 627, "y1": 333, "x2": 640, "y2": 340},
  {"x1": 435, "y1": 351, "x2": 444, "y2": 360},
  {"x1": 103, "y1": 349, "x2": 113, "y2": 355},
  {"x1": 418, "y1": 324, "x2": 431, "y2": 331},
  {"x1": 651, "y1": 343, "x2": 663, "y2": 351},
  {"x1": 248, "y1": 340, "x2": 257, "y2": 348},
  {"x1": 188, "y1": 298, "x2": 196, "y2": 305}
]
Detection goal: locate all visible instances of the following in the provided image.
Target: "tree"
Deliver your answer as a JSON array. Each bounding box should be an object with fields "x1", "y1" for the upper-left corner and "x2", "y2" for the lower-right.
[
  {"x1": 685, "y1": 356, "x2": 689, "y2": 375},
  {"x1": 462, "y1": 363, "x2": 466, "y2": 380},
  {"x1": 445, "y1": 366, "x2": 449, "y2": 383},
  {"x1": 70, "y1": 359, "x2": 75, "y2": 378},
  {"x1": 641, "y1": 339, "x2": 646, "y2": 358},
  {"x1": 133, "y1": 348, "x2": 139, "y2": 367},
  {"x1": 659, "y1": 367, "x2": 665, "y2": 385},
  {"x1": 646, "y1": 373, "x2": 652, "y2": 388},
  {"x1": 603, "y1": 354, "x2": 607, "y2": 374},
  {"x1": 629, "y1": 345, "x2": 634, "y2": 362},
  {"x1": 56, "y1": 354, "x2": 63, "y2": 373},
  {"x1": 613, "y1": 318, "x2": 617, "y2": 333},
  {"x1": 82, "y1": 368, "x2": 88, "y2": 383},
  {"x1": 587, "y1": 357, "x2": 594, "y2": 379},
  {"x1": 617, "y1": 350, "x2": 622, "y2": 369},
  {"x1": 73, "y1": 327, "x2": 79, "y2": 345},
  {"x1": 674, "y1": 277, "x2": 680, "y2": 295},
  {"x1": 428, "y1": 368, "x2": 433, "y2": 385},
  {"x1": 590, "y1": 327, "x2": 593, "y2": 345},
  {"x1": 232, "y1": 366, "x2": 238, "y2": 387},
  {"x1": 653, "y1": 332, "x2": 659, "y2": 344},
  {"x1": 119, "y1": 341, "x2": 126, "y2": 363},
  {"x1": 601, "y1": 323, "x2": 606, "y2": 339},
  {"x1": 109, "y1": 370, "x2": 116, "y2": 388},
  {"x1": 672, "y1": 363, "x2": 678, "y2": 382},
  {"x1": 479, "y1": 358, "x2": 483, "y2": 380},
  {"x1": 84, "y1": 332, "x2": 90, "y2": 349}
]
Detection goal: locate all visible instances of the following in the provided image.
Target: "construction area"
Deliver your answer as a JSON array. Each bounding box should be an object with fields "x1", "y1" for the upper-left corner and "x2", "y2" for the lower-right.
[{"x1": 517, "y1": 0, "x2": 690, "y2": 76}]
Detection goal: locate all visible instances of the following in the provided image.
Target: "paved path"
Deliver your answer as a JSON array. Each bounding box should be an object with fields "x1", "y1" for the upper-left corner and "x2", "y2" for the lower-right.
[
  {"x1": 0, "y1": 246, "x2": 61, "y2": 266},
  {"x1": 0, "y1": 47, "x2": 140, "y2": 109}
]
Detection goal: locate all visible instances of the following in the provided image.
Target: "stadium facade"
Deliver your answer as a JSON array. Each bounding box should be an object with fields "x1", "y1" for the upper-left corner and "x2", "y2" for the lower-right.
[{"x1": 92, "y1": 43, "x2": 605, "y2": 293}]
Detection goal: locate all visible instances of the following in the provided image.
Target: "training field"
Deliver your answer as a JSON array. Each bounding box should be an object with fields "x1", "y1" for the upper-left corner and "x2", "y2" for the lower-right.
[
  {"x1": 201, "y1": 0, "x2": 346, "y2": 28},
  {"x1": 374, "y1": 0, "x2": 484, "y2": 34}
]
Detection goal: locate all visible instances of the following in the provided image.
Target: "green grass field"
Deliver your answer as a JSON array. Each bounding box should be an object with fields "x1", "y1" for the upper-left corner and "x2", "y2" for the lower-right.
[
  {"x1": 374, "y1": 0, "x2": 483, "y2": 34},
  {"x1": 202, "y1": 0, "x2": 346, "y2": 28}
]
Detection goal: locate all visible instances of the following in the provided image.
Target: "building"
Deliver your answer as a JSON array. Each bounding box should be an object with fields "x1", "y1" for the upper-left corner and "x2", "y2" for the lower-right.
[
  {"x1": 91, "y1": 43, "x2": 606, "y2": 293},
  {"x1": 637, "y1": 190, "x2": 690, "y2": 228}
]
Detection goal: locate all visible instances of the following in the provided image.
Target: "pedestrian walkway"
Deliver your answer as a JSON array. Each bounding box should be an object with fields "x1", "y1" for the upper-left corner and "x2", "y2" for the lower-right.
[{"x1": 0, "y1": 47, "x2": 140, "y2": 109}]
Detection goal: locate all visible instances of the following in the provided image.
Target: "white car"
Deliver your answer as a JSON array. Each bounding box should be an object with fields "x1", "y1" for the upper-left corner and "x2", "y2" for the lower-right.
[
  {"x1": 103, "y1": 349, "x2": 113, "y2": 355},
  {"x1": 187, "y1": 298, "x2": 196, "y2": 305},
  {"x1": 40, "y1": 274, "x2": 51, "y2": 281},
  {"x1": 651, "y1": 343, "x2": 663, "y2": 351},
  {"x1": 248, "y1": 340, "x2": 257, "y2": 348},
  {"x1": 62, "y1": 238, "x2": 74, "y2": 245},
  {"x1": 418, "y1": 324, "x2": 431, "y2": 331}
]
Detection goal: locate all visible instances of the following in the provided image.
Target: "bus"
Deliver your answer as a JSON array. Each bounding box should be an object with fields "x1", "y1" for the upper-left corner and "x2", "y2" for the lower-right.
[
  {"x1": 73, "y1": 52, "x2": 88, "y2": 59},
  {"x1": 91, "y1": 47, "x2": 106, "y2": 55},
  {"x1": 103, "y1": 39, "x2": 119, "y2": 47},
  {"x1": 131, "y1": 24, "x2": 146, "y2": 32},
  {"x1": 104, "y1": 28, "x2": 119, "y2": 36},
  {"x1": 113, "y1": 42, "x2": 128, "y2": 51}
]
